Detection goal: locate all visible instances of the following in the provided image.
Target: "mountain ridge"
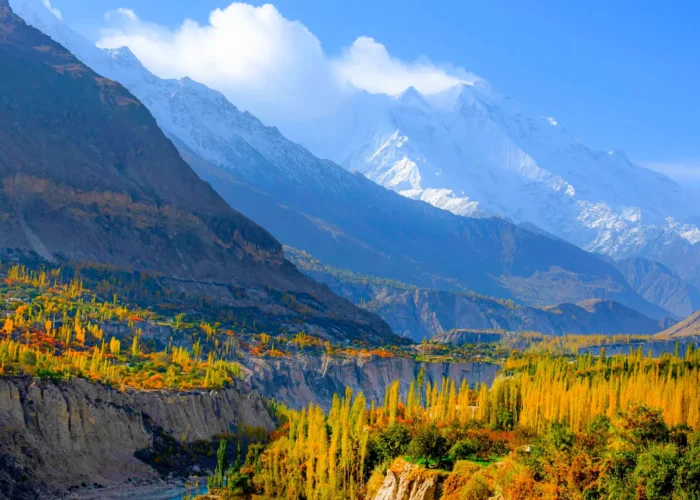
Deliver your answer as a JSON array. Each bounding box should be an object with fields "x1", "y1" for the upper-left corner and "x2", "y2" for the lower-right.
[
  {"x1": 654, "y1": 311, "x2": 700, "y2": 339},
  {"x1": 615, "y1": 257, "x2": 700, "y2": 318}
]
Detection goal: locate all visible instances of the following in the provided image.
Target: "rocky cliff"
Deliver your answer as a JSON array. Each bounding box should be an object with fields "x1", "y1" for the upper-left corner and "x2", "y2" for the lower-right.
[
  {"x1": 244, "y1": 355, "x2": 499, "y2": 410},
  {"x1": 369, "y1": 458, "x2": 505, "y2": 500},
  {"x1": 0, "y1": 376, "x2": 274, "y2": 498}
]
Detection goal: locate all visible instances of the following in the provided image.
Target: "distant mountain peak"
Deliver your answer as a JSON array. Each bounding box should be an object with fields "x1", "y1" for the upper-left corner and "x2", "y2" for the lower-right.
[
  {"x1": 394, "y1": 86, "x2": 429, "y2": 107},
  {"x1": 291, "y1": 69, "x2": 700, "y2": 289},
  {"x1": 105, "y1": 46, "x2": 139, "y2": 65}
]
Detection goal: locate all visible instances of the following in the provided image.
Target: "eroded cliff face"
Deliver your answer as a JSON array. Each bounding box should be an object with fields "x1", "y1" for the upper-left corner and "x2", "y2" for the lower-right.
[
  {"x1": 244, "y1": 355, "x2": 500, "y2": 410},
  {"x1": 0, "y1": 377, "x2": 274, "y2": 497}
]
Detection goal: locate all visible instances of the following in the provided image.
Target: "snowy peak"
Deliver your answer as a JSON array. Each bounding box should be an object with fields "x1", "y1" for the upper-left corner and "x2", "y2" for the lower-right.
[
  {"x1": 291, "y1": 81, "x2": 700, "y2": 286},
  {"x1": 395, "y1": 86, "x2": 430, "y2": 108},
  {"x1": 105, "y1": 46, "x2": 141, "y2": 68}
]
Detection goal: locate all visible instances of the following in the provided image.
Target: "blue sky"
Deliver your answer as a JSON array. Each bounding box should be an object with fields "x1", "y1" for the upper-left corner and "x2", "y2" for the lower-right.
[{"x1": 47, "y1": 0, "x2": 700, "y2": 186}]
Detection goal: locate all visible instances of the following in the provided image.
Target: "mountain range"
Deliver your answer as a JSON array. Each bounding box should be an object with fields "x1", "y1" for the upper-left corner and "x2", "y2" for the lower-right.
[
  {"x1": 10, "y1": 0, "x2": 681, "y2": 322},
  {"x1": 290, "y1": 76, "x2": 700, "y2": 290},
  {"x1": 0, "y1": 0, "x2": 395, "y2": 345},
  {"x1": 287, "y1": 247, "x2": 672, "y2": 340}
]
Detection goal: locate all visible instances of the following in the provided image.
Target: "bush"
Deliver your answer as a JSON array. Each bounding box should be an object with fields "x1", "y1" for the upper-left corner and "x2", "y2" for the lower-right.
[
  {"x1": 19, "y1": 350, "x2": 37, "y2": 366},
  {"x1": 450, "y1": 439, "x2": 478, "y2": 461},
  {"x1": 365, "y1": 465, "x2": 388, "y2": 499},
  {"x1": 459, "y1": 472, "x2": 493, "y2": 500},
  {"x1": 35, "y1": 367, "x2": 63, "y2": 382},
  {"x1": 615, "y1": 406, "x2": 669, "y2": 447},
  {"x1": 675, "y1": 433, "x2": 700, "y2": 497}
]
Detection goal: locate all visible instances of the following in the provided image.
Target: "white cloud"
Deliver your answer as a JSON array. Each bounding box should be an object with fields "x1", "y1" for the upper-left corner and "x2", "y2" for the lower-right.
[
  {"x1": 42, "y1": 0, "x2": 61, "y2": 20},
  {"x1": 96, "y1": 3, "x2": 475, "y2": 122},
  {"x1": 108, "y1": 8, "x2": 137, "y2": 22},
  {"x1": 644, "y1": 160, "x2": 700, "y2": 188},
  {"x1": 336, "y1": 36, "x2": 480, "y2": 95}
]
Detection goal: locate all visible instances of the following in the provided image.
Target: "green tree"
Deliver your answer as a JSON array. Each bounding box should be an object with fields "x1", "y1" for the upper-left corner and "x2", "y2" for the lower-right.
[
  {"x1": 675, "y1": 433, "x2": 700, "y2": 497},
  {"x1": 408, "y1": 423, "x2": 448, "y2": 468},
  {"x1": 375, "y1": 423, "x2": 411, "y2": 464},
  {"x1": 615, "y1": 406, "x2": 669, "y2": 447},
  {"x1": 215, "y1": 439, "x2": 228, "y2": 488},
  {"x1": 449, "y1": 439, "x2": 479, "y2": 461},
  {"x1": 632, "y1": 443, "x2": 679, "y2": 499}
]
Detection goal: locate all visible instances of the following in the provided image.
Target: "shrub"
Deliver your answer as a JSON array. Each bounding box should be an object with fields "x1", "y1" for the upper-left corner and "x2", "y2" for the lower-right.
[
  {"x1": 459, "y1": 472, "x2": 493, "y2": 500},
  {"x1": 615, "y1": 406, "x2": 669, "y2": 447},
  {"x1": 19, "y1": 350, "x2": 37, "y2": 366},
  {"x1": 450, "y1": 440, "x2": 478, "y2": 461}
]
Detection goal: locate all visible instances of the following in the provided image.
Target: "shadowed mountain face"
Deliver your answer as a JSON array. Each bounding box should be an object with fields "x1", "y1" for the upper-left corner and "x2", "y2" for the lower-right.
[
  {"x1": 615, "y1": 257, "x2": 700, "y2": 319},
  {"x1": 0, "y1": 1, "x2": 397, "y2": 345},
  {"x1": 0, "y1": 1, "x2": 277, "y2": 278},
  {"x1": 286, "y1": 248, "x2": 671, "y2": 340},
  {"x1": 370, "y1": 294, "x2": 670, "y2": 341}
]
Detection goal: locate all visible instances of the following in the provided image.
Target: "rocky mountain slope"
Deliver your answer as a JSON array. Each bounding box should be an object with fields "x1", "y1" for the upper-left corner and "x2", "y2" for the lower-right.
[
  {"x1": 615, "y1": 257, "x2": 700, "y2": 318},
  {"x1": 291, "y1": 82, "x2": 700, "y2": 289},
  {"x1": 0, "y1": 0, "x2": 396, "y2": 345},
  {"x1": 12, "y1": 0, "x2": 670, "y2": 318},
  {"x1": 368, "y1": 294, "x2": 669, "y2": 341},
  {"x1": 287, "y1": 248, "x2": 670, "y2": 340},
  {"x1": 654, "y1": 310, "x2": 700, "y2": 339}
]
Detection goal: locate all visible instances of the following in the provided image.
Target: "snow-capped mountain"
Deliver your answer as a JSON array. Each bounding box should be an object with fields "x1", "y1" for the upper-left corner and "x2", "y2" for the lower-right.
[
  {"x1": 10, "y1": 0, "x2": 678, "y2": 317},
  {"x1": 289, "y1": 82, "x2": 700, "y2": 287}
]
